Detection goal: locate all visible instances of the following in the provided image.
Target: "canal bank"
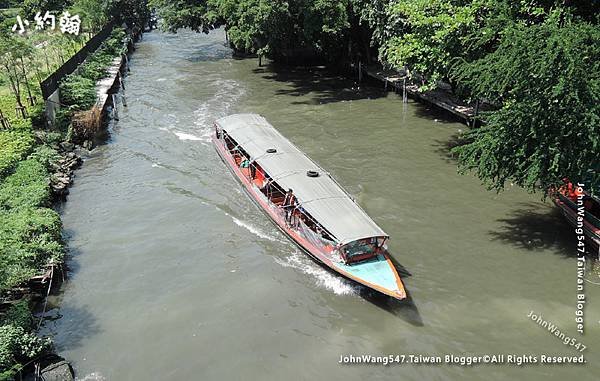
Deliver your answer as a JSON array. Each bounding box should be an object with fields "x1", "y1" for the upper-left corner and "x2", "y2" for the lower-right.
[
  {"x1": 40, "y1": 28, "x2": 600, "y2": 381},
  {"x1": 0, "y1": 25, "x2": 144, "y2": 380}
]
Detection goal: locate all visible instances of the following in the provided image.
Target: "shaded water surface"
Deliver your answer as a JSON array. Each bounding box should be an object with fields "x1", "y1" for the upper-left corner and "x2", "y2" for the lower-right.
[{"x1": 42, "y1": 29, "x2": 599, "y2": 380}]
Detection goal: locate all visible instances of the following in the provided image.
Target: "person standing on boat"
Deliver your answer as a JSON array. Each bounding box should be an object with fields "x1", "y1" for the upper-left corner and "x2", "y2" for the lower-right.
[{"x1": 283, "y1": 188, "x2": 297, "y2": 227}]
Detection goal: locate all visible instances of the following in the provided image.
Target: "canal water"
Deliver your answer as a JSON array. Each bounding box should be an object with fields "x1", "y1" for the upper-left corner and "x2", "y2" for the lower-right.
[{"x1": 41, "y1": 29, "x2": 599, "y2": 380}]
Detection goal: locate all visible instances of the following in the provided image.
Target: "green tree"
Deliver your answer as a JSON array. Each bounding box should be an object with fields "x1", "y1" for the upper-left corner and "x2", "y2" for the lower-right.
[
  {"x1": 21, "y1": 0, "x2": 73, "y2": 18},
  {"x1": 151, "y1": 0, "x2": 356, "y2": 63},
  {"x1": 149, "y1": 0, "x2": 212, "y2": 32},
  {"x1": 72, "y1": 0, "x2": 111, "y2": 32},
  {"x1": 110, "y1": 0, "x2": 151, "y2": 28},
  {"x1": 377, "y1": 0, "x2": 491, "y2": 90},
  {"x1": 452, "y1": 13, "x2": 600, "y2": 195},
  {"x1": 0, "y1": 32, "x2": 31, "y2": 118}
]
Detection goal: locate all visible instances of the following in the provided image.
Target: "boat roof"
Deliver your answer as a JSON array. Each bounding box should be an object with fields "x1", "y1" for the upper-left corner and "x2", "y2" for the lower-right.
[{"x1": 215, "y1": 113, "x2": 388, "y2": 245}]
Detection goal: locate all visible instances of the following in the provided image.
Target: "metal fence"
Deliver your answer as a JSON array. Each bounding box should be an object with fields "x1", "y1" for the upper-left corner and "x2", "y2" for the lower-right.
[{"x1": 40, "y1": 21, "x2": 116, "y2": 100}]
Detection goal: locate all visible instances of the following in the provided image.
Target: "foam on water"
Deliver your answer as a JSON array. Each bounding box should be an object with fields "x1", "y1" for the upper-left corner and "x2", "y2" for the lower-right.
[
  {"x1": 275, "y1": 250, "x2": 359, "y2": 296},
  {"x1": 192, "y1": 79, "x2": 246, "y2": 144},
  {"x1": 76, "y1": 372, "x2": 106, "y2": 381},
  {"x1": 231, "y1": 216, "x2": 286, "y2": 243},
  {"x1": 156, "y1": 79, "x2": 245, "y2": 145},
  {"x1": 173, "y1": 131, "x2": 203, "y2": 141}
]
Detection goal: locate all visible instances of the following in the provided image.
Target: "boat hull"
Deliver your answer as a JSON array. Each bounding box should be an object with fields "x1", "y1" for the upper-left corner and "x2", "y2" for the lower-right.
[
  {"x1": 212, "y1": 134, "x2": 407, "y2": 300},
  {"x1": 553, "y1": 194, "x2": 600, "y2": 253}
]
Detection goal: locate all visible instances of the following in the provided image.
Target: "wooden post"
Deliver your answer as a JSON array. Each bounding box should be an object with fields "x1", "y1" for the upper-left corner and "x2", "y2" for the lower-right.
[
  {"x1": 384, "y1": 79, "x2": 388, "y2": 91},
  {"x1": 121, "y1": 78, "x2": 128, "y2": 108},
  {"x1": 0, "y1": 110, "x2": 10, "y2": 129},
  {"x1": 15, "y1": 105, "x2": 27, "y2": 119},
  {"x1": 358, "y1": 61, "x2": 362, "y2": 83},
  {"x1": 112, "y1": 94, "x2": 118, "y2": 120},
  {"x1": 258, "y1": 54, "x2": 262, "y2": 67},
  {"x1": 473, "y1": 99, "x2": 480, "y2": 128},
  {"x1": 402, "y1": 78, "x2": 407, "y2": 103},
  {"x1": 19, "y1": 57, "x2": 35, "y2": 106}
]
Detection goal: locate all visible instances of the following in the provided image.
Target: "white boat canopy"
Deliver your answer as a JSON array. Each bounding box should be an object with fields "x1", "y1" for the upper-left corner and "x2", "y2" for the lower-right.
[{"x1": 215, "y1": 113, "x2": 388, "y2": 245}]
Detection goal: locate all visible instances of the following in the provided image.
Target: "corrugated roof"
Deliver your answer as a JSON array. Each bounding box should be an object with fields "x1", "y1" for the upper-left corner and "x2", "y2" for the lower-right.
[{"x1": 215, "y1": 113, "x2": 387, "y2": 245}]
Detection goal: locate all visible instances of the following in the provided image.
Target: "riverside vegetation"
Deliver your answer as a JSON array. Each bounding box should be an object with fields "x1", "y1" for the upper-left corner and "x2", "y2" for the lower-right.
[{"x1": 0, "y1": 0, "x2": 146, "y2": 377}]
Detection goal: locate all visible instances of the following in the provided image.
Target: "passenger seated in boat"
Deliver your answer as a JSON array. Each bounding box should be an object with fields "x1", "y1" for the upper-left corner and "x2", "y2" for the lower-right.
[
  {"x1": 561, "y1": 180, "x2": 581, "y2": 202},
  {"x1": 282, "y1": 189, "x2": 297, "y2": 226},
  {"x1": 233, "y1": 151, "x2": 243, "y2": 166}
]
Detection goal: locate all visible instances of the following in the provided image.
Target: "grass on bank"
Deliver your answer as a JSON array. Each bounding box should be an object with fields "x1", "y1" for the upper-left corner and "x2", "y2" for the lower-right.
[{"x1": 0, "y1": 144, "x2": 63, "y2": 380}]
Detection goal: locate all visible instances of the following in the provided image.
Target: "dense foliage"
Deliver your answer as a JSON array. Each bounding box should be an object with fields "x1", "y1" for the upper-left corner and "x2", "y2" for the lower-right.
[
  {"x1": 0, "y1": 301, "x2": 51, "y2": 380},
  {"x1": 0, "y1": 159, "x2": 51, "y2": 210},
  {"x1": 452, "y1": 14, "x2": 600, "y2": 193},
  {"x1": 0, "y1": 149, "x2": 62, "y2": 378},
  {"x1": 150, "y1": 0, "x2": 357, "y2": 62},
  {"x1": 59, "y1": 75, "x2": 97, "y2": 110},
  {"x1": 149, "y1": 0, "x2": 599, "y2": 195},
  {"x1": 0, "y1": 206, "x2": 63, "y2": 292},
  {"x1": 0, "y1": 131, "x2": 35, "y2": 180}
]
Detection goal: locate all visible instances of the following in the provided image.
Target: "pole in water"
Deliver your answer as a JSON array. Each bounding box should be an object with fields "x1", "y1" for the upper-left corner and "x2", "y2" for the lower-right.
[
  {"x1": 358, "y1": 61, "x2": 362, "y2": 83},
  {"x1": 402, "y1": 78, "x2": 407, "y2": 103},
  {"x1": 112, "y1": 94, "x2": 119, "y2": 120},
  {"x1": 118, "y1": 73, "x2": 127, "y2": 107}
]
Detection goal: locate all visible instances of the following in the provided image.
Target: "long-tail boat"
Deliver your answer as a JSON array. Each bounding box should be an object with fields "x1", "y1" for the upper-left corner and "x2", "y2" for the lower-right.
[
  {"x1": 212, "y1": 114, "x2": 406, "y2": 300},
  {"x1": 553, "y1": 182, "x2": 600, "y2": 254}
]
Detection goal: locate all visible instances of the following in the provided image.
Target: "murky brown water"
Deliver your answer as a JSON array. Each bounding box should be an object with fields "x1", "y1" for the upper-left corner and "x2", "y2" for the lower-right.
[{"x1": 41, "y1": 29, "x2": 599, "y2": 380}]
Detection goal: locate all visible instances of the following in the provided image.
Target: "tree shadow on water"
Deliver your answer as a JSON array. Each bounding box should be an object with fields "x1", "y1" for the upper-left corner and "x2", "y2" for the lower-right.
[
  {"x1": 432, "y1": 132, "x2": 469, "y2": 163},
  {"x1": 412, "y1": 101, "x2": 464, "y2": 125},
  {"x1": 33, "y1": 230, "x2": 102, "y2": 351},
  {"x1": 489, "y1": 202, "x2": 576, "y2": 257},
  {"x1": 254, "y1": 64, "x2": 387, "y2": 105},
  {"x1": 37, "y1": 303, "x2": 101, "y2": 352}
]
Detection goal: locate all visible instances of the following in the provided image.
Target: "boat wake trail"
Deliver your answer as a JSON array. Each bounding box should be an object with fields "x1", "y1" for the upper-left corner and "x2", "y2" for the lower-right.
[
  {"x1": 275, "y1": 251, "x2": 360, "y2": 296},
  {"x1": 231, "y1": 216, "x2": 287, "y2": 243},
  {"x1": 173, "y1": 131, "x2": 204, "y2": 141},
  {"x1": 156, "y1": 78, "x2": 245, "y2": 145},
  {"x1": 193, "y1": 79, "x2": 246, "y2": 144}
]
